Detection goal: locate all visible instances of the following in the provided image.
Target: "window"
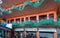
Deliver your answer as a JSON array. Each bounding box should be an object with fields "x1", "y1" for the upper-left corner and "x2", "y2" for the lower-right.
[
  {"x1": 21, "y1": 18, "x2": 24, "y2": 22},
  {"x1": 16, "y1": 18, "x2": 20, "y2": 23},
  {"x1": 49, "y1": 14, "x2": 54, "y2": 20},
  {"x1": 7, "y1": 20, "x2": 9, "y2": 23},
  {"x1": 40, "y1": 32, "x2": 54, "y2": 38},
  {"x1": 39, "y1": 15, "x2": 47, "y2": 21},
  {"x1": 30, "y1": 16, "x2": 36, "y2": 21},
  {"x1": 10, "y1": 19, "x2": 14, "y2": 23},
  {"x1": 26, "y1": 17, "x2": 28, "y2": 21}
]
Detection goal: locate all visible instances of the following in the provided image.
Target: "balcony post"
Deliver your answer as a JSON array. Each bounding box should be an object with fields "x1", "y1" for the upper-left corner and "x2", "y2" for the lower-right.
[
  {"x1": 36, "y1": 15, "x2": 39, "y2": 22},
  {"x1": 24, "y1": 17, "x2": 26, "y2": 22},
  {"x1": 28, "y1": 16, "x2": 30, "y2": 21},
  {"x1": 54, "y1": 12, "x2": 57, "y2": 22},
  {"x1": 9, "y1": 19, "x2": 11, "y2": 23},
  {"x1": 54, "y1": 28, "x2": 58, "y2": 38},
  {"x1": 36, "y1": 28, "x2": 40, "y2": 38},
  {"x1": 23, "y1": 28, "x2": 27, "y2": 38},
  {"x1": 20, "y1": 18, "x2": 22, "y2": 22},
  {"x1": 47, "y1": 14, "x2": 49, "y2": 20},
  {"x1": 14, "y1": 18, "x2": 16, "y2": 22}
]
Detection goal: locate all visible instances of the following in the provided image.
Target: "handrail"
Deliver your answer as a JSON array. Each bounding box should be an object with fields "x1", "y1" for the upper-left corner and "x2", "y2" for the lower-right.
[{"x1": 12, "y1": 18, "x2": 60, "y2": 27}]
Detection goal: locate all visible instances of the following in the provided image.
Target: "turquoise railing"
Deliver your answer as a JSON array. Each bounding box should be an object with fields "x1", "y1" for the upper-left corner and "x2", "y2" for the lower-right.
[
  {"x1": 12, "y1": 18, "x2": 60, "y2": 27},
  {"x1": 24, "y1": 21, "x2": 34, "y2": 25},
  {"x1": 39, "y1": 19, "x2": 54, "y2": 25},
  {"x1": 55, "y1": 18, "x2": 60, "y2": 25}
]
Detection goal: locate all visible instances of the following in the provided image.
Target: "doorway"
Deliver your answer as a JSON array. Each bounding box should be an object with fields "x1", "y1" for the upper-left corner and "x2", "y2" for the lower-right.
[
  {"x1": 40, "y1": 32, "x2": 54, "y2": 38},
  {"x1": 26, "y1": 31, "x2": 36, "y2": 38}
]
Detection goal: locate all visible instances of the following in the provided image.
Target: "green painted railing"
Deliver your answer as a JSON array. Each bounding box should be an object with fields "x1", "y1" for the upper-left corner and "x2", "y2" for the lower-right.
[{"x1": 12, "y1": 18, "x2": 60, "y2": 27}]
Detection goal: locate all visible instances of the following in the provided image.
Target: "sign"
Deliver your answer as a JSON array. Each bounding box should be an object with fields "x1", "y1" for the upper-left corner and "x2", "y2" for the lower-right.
[
  {"x1": 39, "y1": 28, "x2": 56, "y2": 32},
  {"x1": 15, "y1": 28, "x2": 24, "y2": 31},
  {"x1": 15, "y1": 28, "x2": 37, "y2": 31},
  {"x1": 25, "y1": 28, "x2": 37, "y2": 31},
  {"x1": 6, "y1": 24, "x2": 12, "y2": 29}
]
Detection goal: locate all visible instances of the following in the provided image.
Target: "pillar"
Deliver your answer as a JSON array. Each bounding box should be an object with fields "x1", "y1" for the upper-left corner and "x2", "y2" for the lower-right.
[
  {"x1": 6, "y1": 19, "x2": 8, "y2": 23},
  {"x1": 54, "y1": 12, "x2": 57, "y2": 22},
  {"x1": 14, "y1": 18, "x2": 16, "y2": 22},
  {"x1": 6, "y1": 19, "x2": 10, "y2": 23},
  {"x1": 24, "y1": 17, "x2": 26, "y2": 22},
  {"x1": 23, "y1": 28, "x2": 27, "y2": 38},
  {"x1": 47, "y1": 14, "x2": 49, "y2": 20},
  {"x1": 54, "y1": 28, "x2": 58, "y2": 38},
  {"x1": 20, "y1": 18, "x2": 22, "y2": 22},
  {"x1": 28, "y1": 16, "x2": 30, "y2": 21},
  {"x1": 36, "y1": 15, "x2": 39, "y2": 22},
  {"x1": 36, "y1": 28, "x2": 40, "y2": 38},
  {"x1": 9, "y1": 20, "x2": 10, "y2": 23},
  {"x1": 54, "y1": 32, "x2": 57, "y2": 38}
]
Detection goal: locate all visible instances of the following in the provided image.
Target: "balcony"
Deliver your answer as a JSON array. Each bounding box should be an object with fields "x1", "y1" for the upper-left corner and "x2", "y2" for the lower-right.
[{"x1": 12, "y1": 18, "x2": 60, "y2": 27}]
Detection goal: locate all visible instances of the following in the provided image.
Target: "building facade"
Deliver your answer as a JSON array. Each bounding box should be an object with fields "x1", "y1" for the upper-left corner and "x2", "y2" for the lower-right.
[
  {"x1": 0, "y1": 25, "x2": 11, "y2": 38},
  {"x1": 0, "y1": 0, "x2": 60, "y2": 38}
]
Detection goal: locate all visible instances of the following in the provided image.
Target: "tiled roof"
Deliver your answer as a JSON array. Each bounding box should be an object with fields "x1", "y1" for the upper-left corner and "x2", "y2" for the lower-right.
[
  {"x1": 2, "y1": 0, "x2": 26, "y2": 8},
  {"x1": 0, "y1": 0, "x2": 58, "y2": 18}
]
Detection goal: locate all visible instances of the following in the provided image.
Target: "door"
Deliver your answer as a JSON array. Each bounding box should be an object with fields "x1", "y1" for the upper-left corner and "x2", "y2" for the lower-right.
[
  {"x1": 26, "y1": 31, "x2": 36, "y2": 38},
  {"x1": 15, "y1": 31, "x2": 25, "y2": 38},
  {"x1": 40, "y1": 32, "x2": 54, "y2": 38},
  {"x1": 0, "y1": 29, "x2": 4, "y2": 38}
]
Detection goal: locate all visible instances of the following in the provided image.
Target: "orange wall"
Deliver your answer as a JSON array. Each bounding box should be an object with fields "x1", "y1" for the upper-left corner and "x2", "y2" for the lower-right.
[{"x1": 6, "y1": 10, "x2": 57, "y2": 23}]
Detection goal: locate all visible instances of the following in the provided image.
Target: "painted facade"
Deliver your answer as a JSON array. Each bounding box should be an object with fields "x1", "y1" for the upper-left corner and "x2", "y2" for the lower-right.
[{"x1": 0, "y1": 0, "x2": 60, "y2": 38}]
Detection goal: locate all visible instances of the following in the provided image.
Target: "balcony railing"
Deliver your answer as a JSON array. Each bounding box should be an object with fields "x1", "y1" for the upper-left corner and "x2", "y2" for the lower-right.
[{"x1": 12, "y1": 18, "x2": 60, "y2": 27}]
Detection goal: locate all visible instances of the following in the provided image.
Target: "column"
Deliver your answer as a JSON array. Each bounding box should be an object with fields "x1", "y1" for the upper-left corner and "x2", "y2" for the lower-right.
[
  {"x1": 54, "y1": 32, "x2": 57, "y2": 38},
  {"x1": 28, "y1": 16, "x2": 30, "y2": 21},
  {"x1": 20, "y1": 18, "x2": 22, "y2": 22},
  {"x1": 36, "y1": 15, "x2": 39, "y2": 22},
  {"x1": 24, "y1": 17, "x2": 26, "y2": 22},
  {"x1": 14, "y1": 18, "x2": 16, "y2": 22},
  {"x1": 6, "y1": 20, "x2": 10, "y2": 23},
  {"x1": 8, "y1": 20, "x2": 10, "y2": 23},
  {"x1": 54, "y1": 12, "x2": 57, "y2": 22},
  {"x1": 47, "y1": 14, "x2": 49, "y2": 20},
  {"x1": 36, "y1": 28, "x2": 40, "y2": 38},
  {"x1": 6, "y1": 20, "x2": 8, "y2": 23},
  {"x1": 23, "y1": 28, "x2": 27, "y2": 38},
  {"x1": 54, "y1": 28, "x2": 58, "y2": 38}
]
